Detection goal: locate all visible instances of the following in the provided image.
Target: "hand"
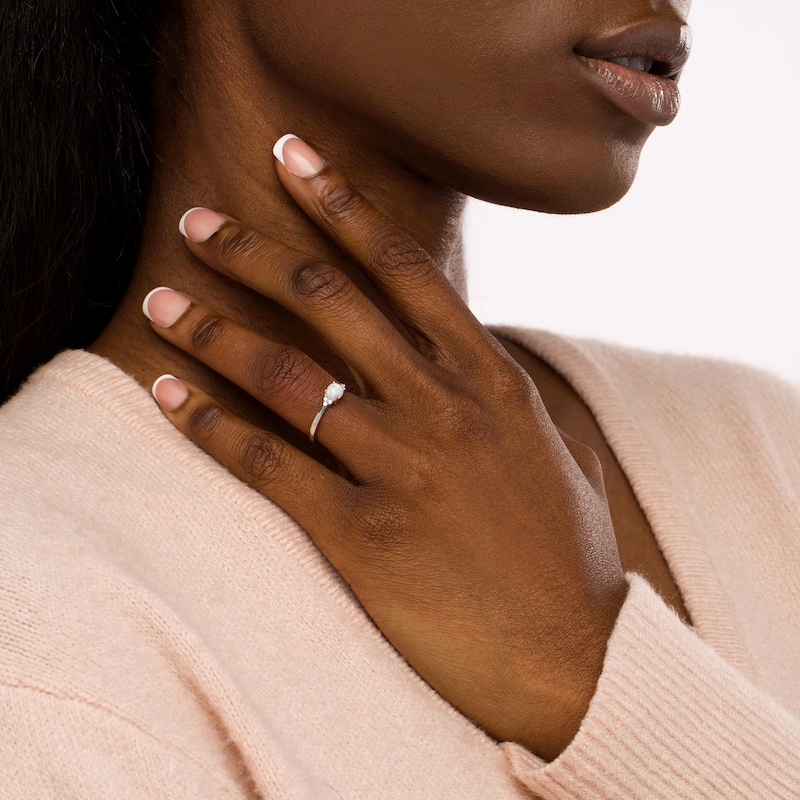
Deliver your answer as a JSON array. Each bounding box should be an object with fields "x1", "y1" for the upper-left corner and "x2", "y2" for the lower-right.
[{"x1": 144, "y1": 135, "x2": 628, "y2": 761}]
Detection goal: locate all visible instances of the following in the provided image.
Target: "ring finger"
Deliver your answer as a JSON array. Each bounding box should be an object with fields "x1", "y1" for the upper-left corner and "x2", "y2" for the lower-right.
[
  {"x1": 144, "y1": 287, "x2": 371, "y2": 459},
  {"x1": 151, "y1": 376, "x2": 357, "y2": 547}
]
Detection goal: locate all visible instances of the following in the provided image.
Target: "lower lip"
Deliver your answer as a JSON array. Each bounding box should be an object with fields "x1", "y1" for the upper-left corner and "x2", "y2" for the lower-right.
[{"x1": 579, "y1": 57, "x2": 681, "y2": 127}]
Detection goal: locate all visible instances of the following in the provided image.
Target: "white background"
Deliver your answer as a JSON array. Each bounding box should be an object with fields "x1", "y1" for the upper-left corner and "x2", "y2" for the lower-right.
[{"x1": 464, "y1": 2, "x2": 799, "y2": 385}]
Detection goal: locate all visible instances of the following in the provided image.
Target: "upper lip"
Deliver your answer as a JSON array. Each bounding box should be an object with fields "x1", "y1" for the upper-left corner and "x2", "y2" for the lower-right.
[{"x1": 574, "y1": 17, "x2": 692, "y2": 79}]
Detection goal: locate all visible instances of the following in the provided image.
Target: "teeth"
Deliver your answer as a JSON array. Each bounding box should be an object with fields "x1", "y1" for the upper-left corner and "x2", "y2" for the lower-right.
[
  {"x1": 631, "y1": 56, "x2": 654, "y2": 72},
  {"x1": 608, "y1": 56, "x2": 655, "y2": 73}
]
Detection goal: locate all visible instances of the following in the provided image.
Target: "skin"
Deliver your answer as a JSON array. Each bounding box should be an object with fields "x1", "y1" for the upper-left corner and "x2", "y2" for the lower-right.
[{"x1": 91, "y1": 0, "x2": 692, "y2": 760}]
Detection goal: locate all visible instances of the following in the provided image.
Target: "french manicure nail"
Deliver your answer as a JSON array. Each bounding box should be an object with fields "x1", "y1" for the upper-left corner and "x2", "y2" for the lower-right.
[
  {"x1": 152, "y1": 375, "x2": 189, "y2": 411},
  {"x1": 179, "y1": 207, "x2": 226, "y2": 242},
  {"x1": 142, "y1": 287, "x2": 191, "y2": 327},
  {"x1": 273, "y1": 134, "x2": 326, "y2": 178}
]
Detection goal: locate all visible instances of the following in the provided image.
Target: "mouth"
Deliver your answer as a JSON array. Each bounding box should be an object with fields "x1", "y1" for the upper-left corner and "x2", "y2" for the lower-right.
[
  {"x1": 574, "y1": 18, "x2": 692, "y2": 126},
  {"x1": 599, "y1": 56, "x2": 677, "y2": 79}
]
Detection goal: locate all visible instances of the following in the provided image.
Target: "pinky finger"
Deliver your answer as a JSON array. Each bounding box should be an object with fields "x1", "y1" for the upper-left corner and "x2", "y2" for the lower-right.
[{"x1": 151, "y1": 374, "x2": 354, "y2": 540}]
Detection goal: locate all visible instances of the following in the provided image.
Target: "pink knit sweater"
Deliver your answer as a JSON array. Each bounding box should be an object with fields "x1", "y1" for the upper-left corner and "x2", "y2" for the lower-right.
[{"x1": 1, "y1": 329, "x2": 799, "y2": 798}]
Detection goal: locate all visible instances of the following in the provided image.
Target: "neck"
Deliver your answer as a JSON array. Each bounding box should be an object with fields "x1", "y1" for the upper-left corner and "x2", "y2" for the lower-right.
[{"x1": 91, "y1": 5, "x2": 467, "y2": 437}]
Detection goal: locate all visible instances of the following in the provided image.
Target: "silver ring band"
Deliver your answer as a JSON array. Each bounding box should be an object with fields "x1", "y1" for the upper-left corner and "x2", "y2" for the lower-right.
[{"x1": 309, "y1": 381, "x2": 346, "y2": 442}]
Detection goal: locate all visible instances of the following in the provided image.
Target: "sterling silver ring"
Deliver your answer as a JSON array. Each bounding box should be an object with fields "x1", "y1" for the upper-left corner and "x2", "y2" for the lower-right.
[{"x1": 309, "y1": 381, "x2": 346, "y2": 442}]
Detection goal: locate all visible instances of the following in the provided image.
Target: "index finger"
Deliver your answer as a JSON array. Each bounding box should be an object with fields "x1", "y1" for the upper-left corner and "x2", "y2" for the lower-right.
[{"x1": 272, "y1": 134, "x2": 491, "y2": 354}]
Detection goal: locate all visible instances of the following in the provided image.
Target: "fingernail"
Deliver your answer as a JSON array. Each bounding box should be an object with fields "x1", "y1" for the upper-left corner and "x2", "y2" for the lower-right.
[
  {"x1": 179, "y1": 207, "x2": 226, "y2": 242},
  {"x1": 142, "y1": 287, "x2": 191, "y2": 327},
  {"x1": 152, "y1": 375, "x2": 189, "y2": 411},
  {"x1": 273, "y1": 134, "x2": 326, "y2": 178}
]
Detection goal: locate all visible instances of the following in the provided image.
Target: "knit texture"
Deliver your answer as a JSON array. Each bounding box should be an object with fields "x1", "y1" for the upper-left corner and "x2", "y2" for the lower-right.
[{"x1": 1, "y1": 331, "x2": 799, "y2": 798}]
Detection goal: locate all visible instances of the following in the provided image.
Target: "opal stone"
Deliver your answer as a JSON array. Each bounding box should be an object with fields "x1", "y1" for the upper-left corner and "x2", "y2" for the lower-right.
[{"x1": 325, "y1": 383, "x2": 345, "y2": 403}]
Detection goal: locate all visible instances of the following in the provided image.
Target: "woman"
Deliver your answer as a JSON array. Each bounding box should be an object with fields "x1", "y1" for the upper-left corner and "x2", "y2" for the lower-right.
[{"x1": 1, "y1": 1, "x2": 799, "y2": 797}]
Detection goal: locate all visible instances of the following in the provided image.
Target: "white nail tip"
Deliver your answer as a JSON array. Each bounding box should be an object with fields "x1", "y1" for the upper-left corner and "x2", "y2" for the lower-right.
[
  {"x1": 179, "y1": 207, "x2": 207, "y2": 239},
  {"x1": 151, "y1": 374, "x2": 179, "y2": 402},
  {"x1": 142, "y1": 287, "x2": 172, "y2": 322},
  {"x1": 273, "y1": 134, "x2": 300, "y2": 166}
]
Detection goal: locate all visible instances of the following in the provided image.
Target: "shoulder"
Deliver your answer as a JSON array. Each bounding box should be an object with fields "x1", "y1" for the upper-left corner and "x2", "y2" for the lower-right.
[
  {"x1": 0, "y1": 371, "x2": 251, "y2": 792},
  {"x1": 496, "y1": 326, "x2": 800, "y2": 440},
  {"x1": 0, "y1": 352, "x2": 196, "y2": 733}
]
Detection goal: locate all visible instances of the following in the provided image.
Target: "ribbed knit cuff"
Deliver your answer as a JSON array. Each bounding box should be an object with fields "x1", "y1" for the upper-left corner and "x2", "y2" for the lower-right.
[{"x1": 502, "y1": 575, "x2": 800, "y2": 799}]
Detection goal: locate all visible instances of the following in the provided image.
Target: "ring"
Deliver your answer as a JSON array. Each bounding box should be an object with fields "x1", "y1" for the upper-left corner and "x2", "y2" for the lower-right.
[{"x1": 309, "y1": 381, "x2": 347, "y2": 442}]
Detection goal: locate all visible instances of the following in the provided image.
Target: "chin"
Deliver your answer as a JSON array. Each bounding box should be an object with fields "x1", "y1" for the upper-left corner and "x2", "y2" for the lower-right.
[
  {"x1": 533, "y1": 166, "x2": 640, "y2": 215},
  {"x1": 452, "y1": 131, "x2": 648, "y2": 215}
]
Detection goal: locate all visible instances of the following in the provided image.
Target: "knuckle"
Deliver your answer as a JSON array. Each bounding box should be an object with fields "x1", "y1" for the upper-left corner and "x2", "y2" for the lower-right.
[
  {"x1": 238, "y1": 431, "x2": 285, "y2": 488},
  {"x1": 249, "y1": 346, "x2": 311, "y2": 397},
  {"x1": 290, "y1": 260, "x2": 351, "y2": 310},
  {"x1": 485, "y1": 359, "x2": 538, "y2": 407},
  {"x1": 215, "y1": 225, "x2": 265, "y2": 266},
  {"x1": 355, "y1": 500, "x2": 408, "y2": 553},
  {"x1": 439, "y1": 392, "x2": 486, "y2": 434},
  {"x1": 368, "y1": 230, "x2": 433, "y2": 277},
  {"x1": 189, "y1": 314, "x2": 226, "y2": 352},
  {"x1": 399, "y1": 451, "x2": 439, "y2": 498},
  {"x1": 187, "y1": 402, "x2": 225, "y2": 438},
  {"x1": 316, "y1": 179, "x2": 362, "y2": 220},
  {"x1": 432, "y1": 386, "x2": 497, "y2": 448}
]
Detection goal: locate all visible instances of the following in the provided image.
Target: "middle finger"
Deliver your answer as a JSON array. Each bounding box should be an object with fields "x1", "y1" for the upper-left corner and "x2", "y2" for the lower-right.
[{"x1": 179, "y1": 208, "x2": 423, "y2": 394}]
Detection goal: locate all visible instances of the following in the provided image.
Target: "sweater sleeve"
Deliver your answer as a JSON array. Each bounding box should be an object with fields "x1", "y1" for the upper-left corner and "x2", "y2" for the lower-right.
[
  {"x1": 501, "y1": 575, "x2": 800, "y2": 799},
  {"x1": 0, "y1": 684, "x2": 247, "y2": 800}
]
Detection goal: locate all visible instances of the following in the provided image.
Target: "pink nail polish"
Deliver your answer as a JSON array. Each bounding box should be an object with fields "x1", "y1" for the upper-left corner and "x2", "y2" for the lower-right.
[
  {"x1": 152, "y1": 375, "x2": 189, "y2": 411},
  {"x1": 273, "y1": 134, "x2": 326, "y2": 178},
  {"x1": 179, "y1": 207, "x2": 226, "y2": 242},
  {"x1": 142, "y1": 287, "x2": 191, "y2": 328}
]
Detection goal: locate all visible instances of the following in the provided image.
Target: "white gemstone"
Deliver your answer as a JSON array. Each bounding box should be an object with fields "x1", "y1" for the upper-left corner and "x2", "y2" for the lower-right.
[{"x1": 325, "y1": 382, "x2": 345, "y2": 402}]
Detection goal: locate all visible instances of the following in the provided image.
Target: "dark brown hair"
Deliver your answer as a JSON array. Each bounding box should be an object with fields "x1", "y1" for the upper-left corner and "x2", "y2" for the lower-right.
[{"x1": 0, "y1": 2, "x2": 157, "y2": 402}]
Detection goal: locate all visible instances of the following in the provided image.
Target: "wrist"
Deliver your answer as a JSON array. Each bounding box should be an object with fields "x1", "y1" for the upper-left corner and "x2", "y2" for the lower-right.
[{"x1": 510, "y1": 577, "x2": 629, "y2": 761}]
